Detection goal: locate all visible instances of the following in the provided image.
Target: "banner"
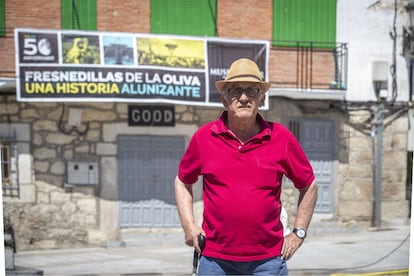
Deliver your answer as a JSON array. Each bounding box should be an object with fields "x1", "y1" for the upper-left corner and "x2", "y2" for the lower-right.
[{"x1": 15, "y1": 29, "x2": 269, "y2": 108}]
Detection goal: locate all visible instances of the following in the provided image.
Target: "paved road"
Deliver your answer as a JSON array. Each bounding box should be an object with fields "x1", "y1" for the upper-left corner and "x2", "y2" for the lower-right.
[{"x1": 11, "y1": 226, "x2": 410, "y2": 275}]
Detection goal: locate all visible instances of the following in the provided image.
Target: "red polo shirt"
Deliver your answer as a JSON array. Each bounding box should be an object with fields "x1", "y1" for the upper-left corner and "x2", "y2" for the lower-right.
[{"x1": 178, "y1": 112, "x2": 315, "y2": 262}]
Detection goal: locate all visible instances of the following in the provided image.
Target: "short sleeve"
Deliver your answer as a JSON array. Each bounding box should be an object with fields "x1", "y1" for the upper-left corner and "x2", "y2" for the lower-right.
[
  {"x1": 177, "y1": 132, "x2": 202, "y2": 185},
  {"x1": 285, "y1": 133, "x2": 315, "y2": 190}
]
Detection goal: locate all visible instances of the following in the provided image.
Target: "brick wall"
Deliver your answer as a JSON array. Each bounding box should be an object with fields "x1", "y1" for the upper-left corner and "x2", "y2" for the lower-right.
[
  {"x1": 1, "y1": 0, "x2": 335, "y2": 89},
  {"x1": 97, "y1": 0, "x2": 150, "y2": 33},
  {"x1": 0, "y1": 0, "x2": 151, "y2": 79},
  {"x1": 217, "y1": 0, "x2": 334, "y2": 89},
  {"x1": 1, "y1": 1, "x2": 60, "y2": 78},
  {"x1": 217, "y1": 0, "x2": 272, "y2": 40}
]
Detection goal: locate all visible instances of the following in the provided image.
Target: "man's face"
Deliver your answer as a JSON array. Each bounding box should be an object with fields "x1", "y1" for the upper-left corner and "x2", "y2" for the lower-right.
[{"x1": 221, "y1": 82, "x2": 265, "y2": 119}]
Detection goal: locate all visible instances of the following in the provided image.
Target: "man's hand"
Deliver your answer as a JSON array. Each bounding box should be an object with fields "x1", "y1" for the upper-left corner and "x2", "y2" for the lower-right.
[
  {"x1": 184, "y1": 224, "x2": 205, "y2": 253},
  {"x1": 174, "y1": 177, "x2": 205, "y2": 254},
  {"x1": 281, "y1": 180, "x2": 318, "y2": 260},
  {"x1": 281, "y1": 232, "x2": 304, "y2": 260}
]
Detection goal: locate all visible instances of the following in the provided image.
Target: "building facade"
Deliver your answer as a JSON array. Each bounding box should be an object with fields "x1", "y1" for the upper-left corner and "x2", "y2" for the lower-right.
[{"x1": 0, "y1": 0, "x2": 412, "y2": 251}]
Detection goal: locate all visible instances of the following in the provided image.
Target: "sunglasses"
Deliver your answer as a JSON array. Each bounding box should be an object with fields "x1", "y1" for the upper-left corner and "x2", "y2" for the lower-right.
[{"x1": 226, "y1": 87, "x2": 262, "y2": 98}]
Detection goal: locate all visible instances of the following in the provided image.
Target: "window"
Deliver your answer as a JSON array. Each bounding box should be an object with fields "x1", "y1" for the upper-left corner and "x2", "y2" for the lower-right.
[
  {"x1": 61, "y1": 0, "x2": 97, "y2": 30},
  {"x1": 272, "y1": 0, "x2": 337, "y2": 48},
  {"x1": 288, "y1": 120, "x2": 300, "y2": 140},
  {"x1": 1, "y1": 140, "x2": 19, "y2": 197},
  {"x1": 0, "y1": 0, "x2": 5, "y2": 37},
  {"x1": 151, "y1": 0, "x2": 217, "y2": 36}
]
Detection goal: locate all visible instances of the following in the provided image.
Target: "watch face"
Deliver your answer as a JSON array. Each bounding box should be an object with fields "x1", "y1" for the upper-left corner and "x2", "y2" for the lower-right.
[{"x1": 294, "y1": 228, "x2": 306, "y2": 238}]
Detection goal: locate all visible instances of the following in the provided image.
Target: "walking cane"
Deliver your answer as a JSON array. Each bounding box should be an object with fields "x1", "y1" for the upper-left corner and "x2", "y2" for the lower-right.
[{"x1": 192, "y1": 234, "x2": 206, "y2": 276}]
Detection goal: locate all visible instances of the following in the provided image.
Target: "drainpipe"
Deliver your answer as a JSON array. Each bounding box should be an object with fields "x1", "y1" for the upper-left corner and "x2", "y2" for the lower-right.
[
  {"x1": 0, "y1": 150, "x2": 5, "y2": 276},
  {"x1": 410, "y1": 151, "x2": 413, "y2": 273},
  {"x1": 371, "y1": 61, "x2": 389, "y2": 228}
]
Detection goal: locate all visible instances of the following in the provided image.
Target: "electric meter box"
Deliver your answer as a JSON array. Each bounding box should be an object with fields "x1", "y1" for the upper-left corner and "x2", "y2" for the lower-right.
[{"x1": 65, "y1": 160, "x2": 99, "y2": 187}]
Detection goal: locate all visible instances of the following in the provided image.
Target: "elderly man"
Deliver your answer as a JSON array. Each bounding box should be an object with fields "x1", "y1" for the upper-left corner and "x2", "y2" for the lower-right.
[{"x1": 175, "y1": 58, "x2": 318, "y2": 275}]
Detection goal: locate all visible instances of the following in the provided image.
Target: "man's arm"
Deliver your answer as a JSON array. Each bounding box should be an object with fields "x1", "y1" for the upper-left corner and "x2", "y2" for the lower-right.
[
  {"x1": 281, "y1": 180, "x2": 318, "y2": 260},
  {"x1": 174, "y1": 176, "x2": 204, "y2": 252}
]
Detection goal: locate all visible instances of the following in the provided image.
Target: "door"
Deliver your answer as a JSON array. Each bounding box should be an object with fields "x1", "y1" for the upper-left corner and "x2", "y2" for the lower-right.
[
  {"x1": 288, "y1": 119, "x2": 334, "y2": 213},
  {"x1": 118, "y1": 135, "x2": 184, "y2": 227}
]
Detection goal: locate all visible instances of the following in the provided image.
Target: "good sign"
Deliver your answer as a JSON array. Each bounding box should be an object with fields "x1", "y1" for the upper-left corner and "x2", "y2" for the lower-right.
[{"x1": 128, "y1": 105, "x2": 175, "y2": 126}]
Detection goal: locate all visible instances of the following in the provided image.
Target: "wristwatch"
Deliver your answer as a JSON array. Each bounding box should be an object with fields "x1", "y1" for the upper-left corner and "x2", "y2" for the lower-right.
[{"x1": 293, "y1": 228, "x2": 307, "y2": 239}]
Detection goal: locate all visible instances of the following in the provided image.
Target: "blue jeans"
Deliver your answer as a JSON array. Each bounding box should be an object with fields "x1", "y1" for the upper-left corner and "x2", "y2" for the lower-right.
[{"x1": 198, "y1": 256, "x2": 288, "y2": 275}]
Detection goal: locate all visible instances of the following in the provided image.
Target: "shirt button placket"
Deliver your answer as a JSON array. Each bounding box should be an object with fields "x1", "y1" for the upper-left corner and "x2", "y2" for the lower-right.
[{"x1": 237, "y1": 145, "x2": 243, "y2": 159}]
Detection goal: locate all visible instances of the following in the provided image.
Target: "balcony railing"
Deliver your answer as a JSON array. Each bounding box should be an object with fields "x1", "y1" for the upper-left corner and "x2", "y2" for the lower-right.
[{"x1": 269, "y1": 41, "x2": 348, "y2": 92}]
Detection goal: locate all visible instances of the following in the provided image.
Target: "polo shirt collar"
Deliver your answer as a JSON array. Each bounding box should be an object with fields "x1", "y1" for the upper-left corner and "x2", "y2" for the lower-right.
[{"x1": 211, "y1": 111, "x2": 271, "y2": 139}]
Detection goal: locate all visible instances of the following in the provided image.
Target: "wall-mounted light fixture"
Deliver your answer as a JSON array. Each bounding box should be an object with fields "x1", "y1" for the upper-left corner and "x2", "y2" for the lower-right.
[{"x1": 372, "y1": 61, "x2": 389, "y2": 101}]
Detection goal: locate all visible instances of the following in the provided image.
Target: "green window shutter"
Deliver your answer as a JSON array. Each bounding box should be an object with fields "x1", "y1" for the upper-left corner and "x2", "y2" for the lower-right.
[
  {"x1": 61, "y1": 0, "x2": 97, "y2": 30},
  {"x1": 0, "y1": 0, "x2": 5, "y2": 37},
  {"x1": 273, "y1": 0, "x2": 336, "y2": 48},
  {"x1": 151, "y1": 0, "x2": 217, "y2": 36}
]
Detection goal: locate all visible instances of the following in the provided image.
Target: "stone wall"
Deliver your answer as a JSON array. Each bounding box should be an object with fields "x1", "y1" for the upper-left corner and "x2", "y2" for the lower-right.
[
  {"x1": 1, "y1": 95, "x2": 409, "y2": 250},
  {"x1": 262, "y1": 98, "x2": 409, "y2": 228},
  {"x1": 337, "y1": 108, "x2": 409, "y2": 226},
  {"x1": 1, "y1": 95, "x2": 222, "y2": 250},
  {"x1": 5, "y1": 182, "x2": 96, "y2": 250}
]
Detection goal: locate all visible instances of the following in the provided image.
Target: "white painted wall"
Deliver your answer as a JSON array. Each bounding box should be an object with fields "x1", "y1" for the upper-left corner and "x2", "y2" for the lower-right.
[{"x1": 337, "y1": 0, "x2": 410, "y2": 102}]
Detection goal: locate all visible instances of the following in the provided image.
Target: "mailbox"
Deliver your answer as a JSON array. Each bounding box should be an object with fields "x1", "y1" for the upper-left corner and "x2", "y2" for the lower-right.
[{"x1": 65, "y1": 160, "x2": 99, "y2": 187}]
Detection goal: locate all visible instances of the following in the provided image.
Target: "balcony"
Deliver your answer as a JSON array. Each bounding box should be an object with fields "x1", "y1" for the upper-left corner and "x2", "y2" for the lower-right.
[{"x1": 268, "y1": 41, "x2": 348, "y2": 100}]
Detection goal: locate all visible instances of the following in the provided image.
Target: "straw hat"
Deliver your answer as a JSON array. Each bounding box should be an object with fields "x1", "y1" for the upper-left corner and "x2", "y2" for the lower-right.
[{"x1": 215, "y1": 58, "x2": 271, "y2": 93}]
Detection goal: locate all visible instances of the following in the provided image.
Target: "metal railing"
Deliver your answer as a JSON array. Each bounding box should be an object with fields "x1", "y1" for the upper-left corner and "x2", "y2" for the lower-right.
[
  {"x1": 1, "y1": 135, "x2": 19, "y2": 198},
  {"x1": 269, "y1": 41, "x2": 348, "y2": 91}
]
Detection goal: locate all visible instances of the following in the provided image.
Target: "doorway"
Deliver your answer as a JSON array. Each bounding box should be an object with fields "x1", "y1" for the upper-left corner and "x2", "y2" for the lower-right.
[{"x1": 118, "y1": 135, "x2": 185, "y2": 227}]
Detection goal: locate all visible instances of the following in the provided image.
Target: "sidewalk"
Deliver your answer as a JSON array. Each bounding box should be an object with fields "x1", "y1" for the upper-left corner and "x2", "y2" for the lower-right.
[
  {"x1": 10, "y1": 225, "x2": 410, "y2": 276},
  {"x1": 288, "y1": 226, "x2": 410, "y2": 275}
]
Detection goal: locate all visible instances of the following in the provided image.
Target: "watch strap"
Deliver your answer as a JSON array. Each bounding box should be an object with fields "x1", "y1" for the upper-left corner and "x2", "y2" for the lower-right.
[{"x1": 293, "y1": 227, "x2": 307, "y2": 239}]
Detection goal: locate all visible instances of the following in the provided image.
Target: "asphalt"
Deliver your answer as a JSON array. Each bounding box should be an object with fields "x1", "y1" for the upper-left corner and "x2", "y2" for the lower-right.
[{"x1": 8, "y1": 225, "x2": 411, "y2": 276}]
